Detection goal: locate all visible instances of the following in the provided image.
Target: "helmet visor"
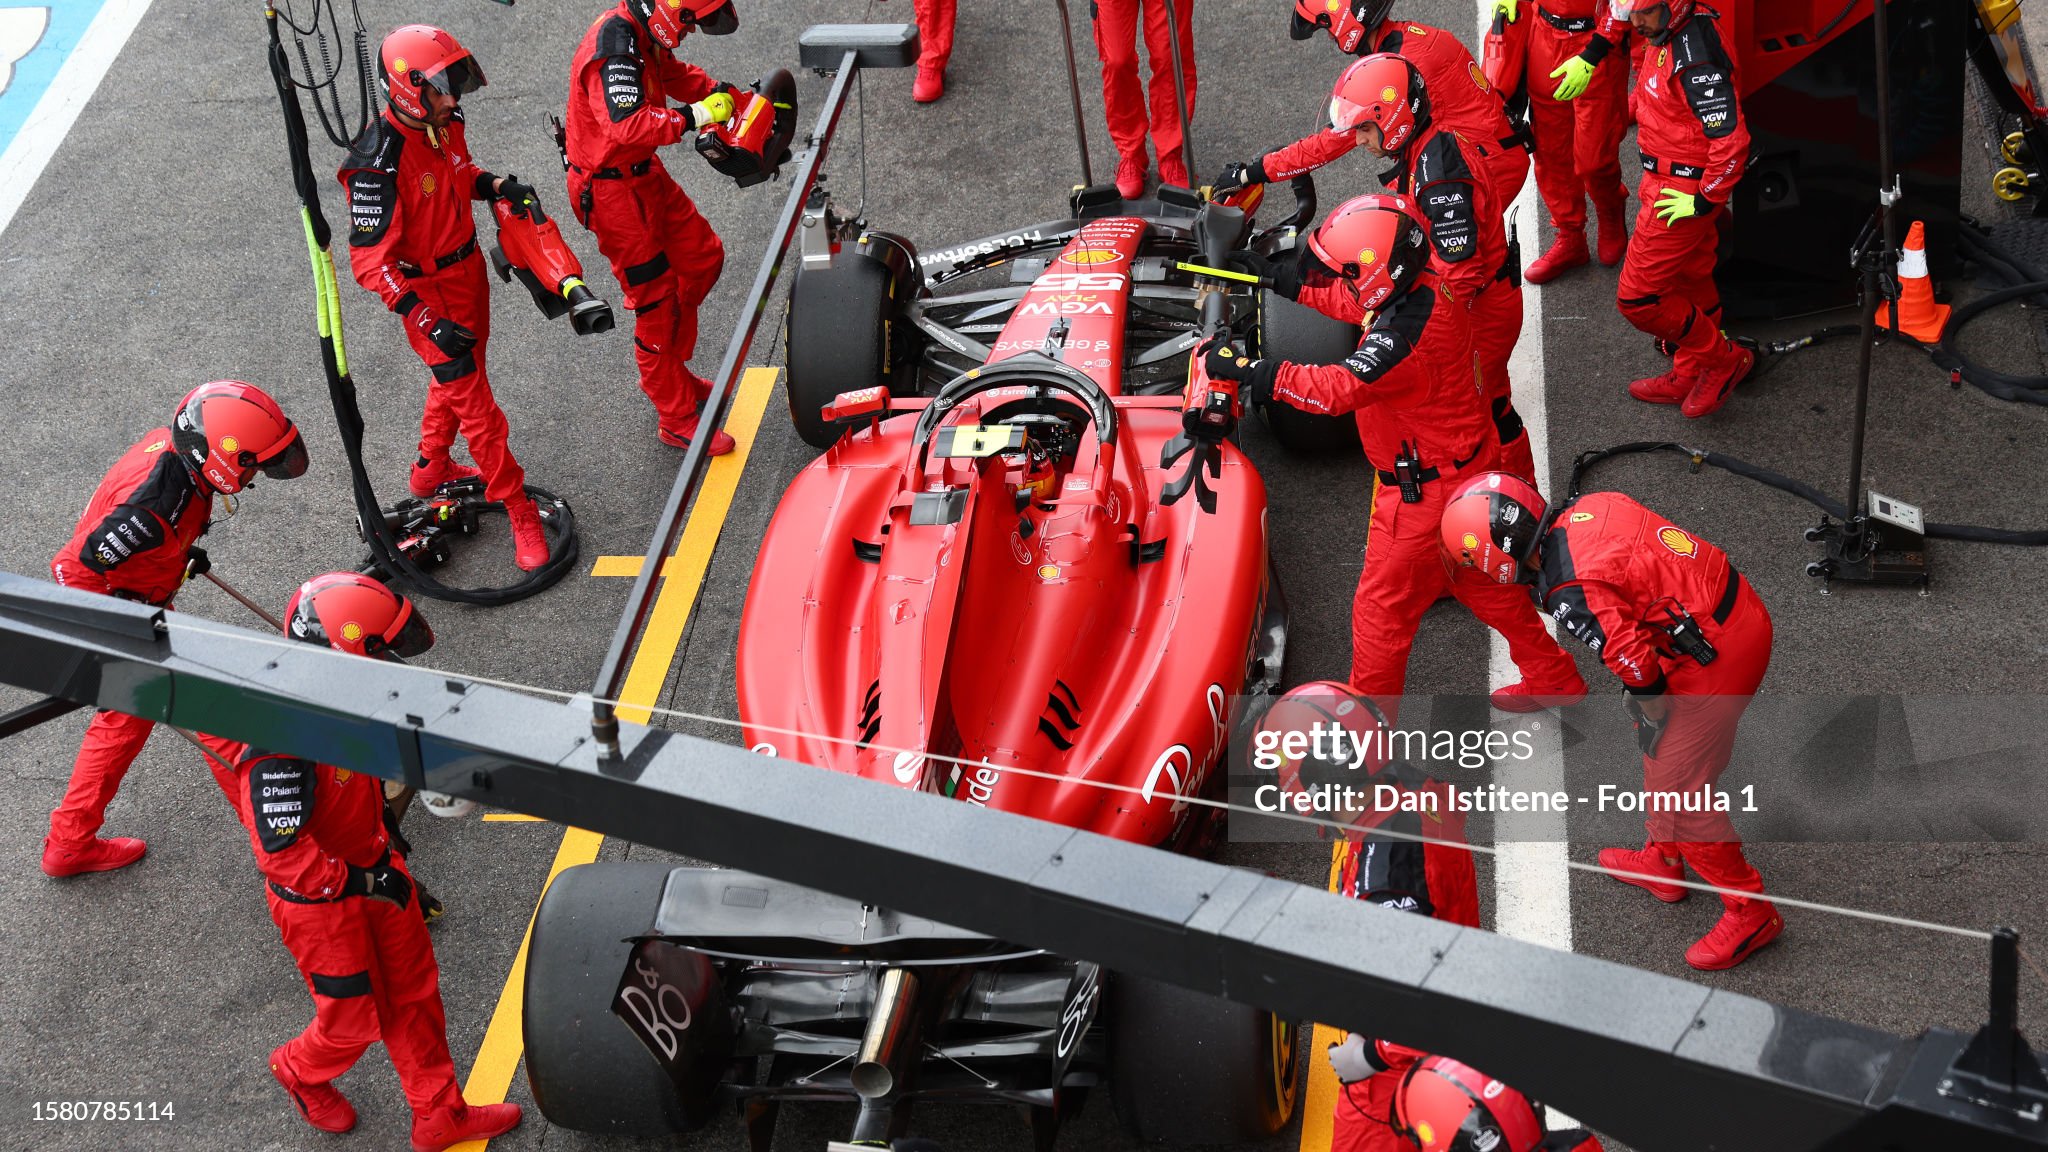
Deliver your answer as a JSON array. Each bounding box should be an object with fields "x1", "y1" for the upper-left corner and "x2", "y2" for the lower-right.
[
  {"x1": 694, "y1": 3, "x2": 740, "y2": 35},
  {"x1": 1328, "y1": 93, "x2": 1374, "y2": 134},
  {"x1": 424, "y1": 54, "x2": 486, "y2": 100},
  {"x1": 257, "y1": 429, "x2": 309, "y2": 481},
  {"x1": 380, "y1": 600, "x2": 436, "y2": 659},
  {"x1": 1289, "y1": 9, "x2": 1322, "y2": 40}
]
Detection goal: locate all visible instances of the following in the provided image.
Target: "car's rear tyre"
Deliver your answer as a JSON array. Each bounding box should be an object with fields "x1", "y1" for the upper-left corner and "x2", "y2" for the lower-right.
[
  {"x1": 785, "y1": 236, "x2": 924, "y2": 450},
  {"x1": 1257, "y1": 288, "x2": 1362, "y2": 456},
  {"x1": 524, "y1": 861, "x2": 693, "y2": 1136},
  {"x1": 1107, "y1": 973, "x2": 1303, "y2": 1144}
]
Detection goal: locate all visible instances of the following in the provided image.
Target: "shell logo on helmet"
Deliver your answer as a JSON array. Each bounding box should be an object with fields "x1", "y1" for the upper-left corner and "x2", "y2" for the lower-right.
[
  {"x1": 1462, "y1": 532, "x2": 1479, "y2": 551},
  {"x1": 1381, "y1": 85, "x2": 1398, "y2": 102},
  {"x1": 340, "y1": 622, "x2": 364, "y2": 642},
  {"x1": 392, "y1": 56, "x2": 407, "y2": 72},
  {"x1": 220, "y1": 436, "x2": 240, "y2": 454},
  {"x1": 1360, "y1": 248, "x2": 1377, "y2": 265},
  {"x1": 1659, "y1": 526, "x2": 1697, "y2": 556}
]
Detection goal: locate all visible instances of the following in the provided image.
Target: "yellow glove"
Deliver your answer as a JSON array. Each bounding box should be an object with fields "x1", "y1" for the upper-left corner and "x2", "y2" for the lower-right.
[
  {"x1": 687, "y1": 90, "x2": 736, "y2": 130},
  {"x1": 1493, "y1": 0, "x2": 1519, "y2": 21},
  {"x1": 1549, "y1": 54, "x2": 1598, "y2": 101},
  {"x1": 1654, "y1": 187, "x2": 1703, "y2": 225}
]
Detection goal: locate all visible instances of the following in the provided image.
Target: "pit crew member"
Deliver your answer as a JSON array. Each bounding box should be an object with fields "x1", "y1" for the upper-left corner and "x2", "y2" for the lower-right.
[
  {"x1": 214, "y1": 573, "x2": 522, "y2": 1149},
  {"x1": 906, "y1": 0, "x2": 954, "y2": 103},
  {"x1": 566, "y1": 0, "x2": 743, "y2": 456},
  {"x1": 1092, "y1": 0, "x2": 1197, "y2": 197},
  {"x1": 41, "y1": 381, "x2": 306, "y2": 878},
  {"x1": 1232, "y1": 1, "x2": 1527, "y2": 206},
  {"x1": 1441, "y1": 474, "x2": 1781, "y2": 970},
  {"x1": 1388, "y1": 1055, "x2": 1603, "y2": 1151},
  {"x1": 341, "y1": 25, "x2": 553, "y2": 571},
  {"x1": 1608, "y1": 0, "x2": 1755, "y2": 416},
  {"x1": 1203, "y1": 195, "x2": 1585, "y2": 713},
  {"x1": 1482, "y1": 0, "x2": 1632, "y2": 282}
]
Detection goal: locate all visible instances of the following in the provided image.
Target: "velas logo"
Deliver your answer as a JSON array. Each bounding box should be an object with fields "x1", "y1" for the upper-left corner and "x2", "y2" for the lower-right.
[
  {"x1": 340, "y1": 621, "x2": 364, "y2": 642},
  {"x1": 1061, "y1": 247, "x2": 1123, "y2": 265},
  {"x1": 1658, "y1": 526, "x2": 1697, "y2": 557}
]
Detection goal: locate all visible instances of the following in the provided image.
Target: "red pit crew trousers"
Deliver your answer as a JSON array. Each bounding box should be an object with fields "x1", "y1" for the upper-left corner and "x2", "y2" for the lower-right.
[
  {"x1": 402, "y1": 256, "x2": 528, "y2": 506},
  {"x1": 1525, "y1": 26, "x2": 1628, "y2": 232},
  {"x1": 1092, "y1": 0, "x2": 1197, "y2": 164},
  {"x1": 1642, "y1": 579, "x2": 1772, "y2": 909},
  {"x1": 50, "y1": 711, "x2": 239, "y2": 846},
  {"x1": 571, "y1": 164, "x2": 727, "y2": 431},
  {"x1": 1471, "y1": 276, "x2": 1538, "y2": 487},
  {"x1": 1350, "y1": 457, "x2": 1581, "y2": 702},
  {"x1": 268, "y1": 863, "x2": 463, "y2": 1113},
  {"x1": 1617, "y1": 171, "x2": 1728, "y2": 379}
]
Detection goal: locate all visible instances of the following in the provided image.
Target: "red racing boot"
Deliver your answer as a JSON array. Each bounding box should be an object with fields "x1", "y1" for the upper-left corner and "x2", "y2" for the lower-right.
[
  {"x1": 658, "y1": 408, "x2": 737, "y2": 457},
  {"x1": 408, "y1": 454, "x2": 481, "y2": 499},
  {"x1": 1681, "y1": 342, "x2": 1755, "y2": 418},
  {"x1": 1489, "y1": 677, "x2": 1588, "y2": 713},
  {"x1": 41, "y1": 835, "x2": 146, "y2": 877},
  {"x1": 1598, "y1": 842, "x2": 1687, "y2": 902},
  {"x1": 504, "y1": 496, "x2": 551, "y2": 573},
  {"x1": 912, "y1": 63, "x2": 945, "y2": 103},
  {"x1": 1686, "y1": 900, "x2": 1783, "y2": 971},
  {"x1": 270, "y1": 1045, "x2": 357, "y2": 1134},
  {"x1": 1628, "y1": 367, "x2": 1691, "y2": 405},
  {"x1": 1593, "y1": 193, "x2": 1630, "y2": 266},
  {"x1": 411, "y1": 1101, "x2": 522, "y2": 1152},
  {"x1": 1114, "y1": 152, "x2": 1148, "y2": 200},
  {"x1": 1158, "y1": 149, "x2": 1190, "y2": 190},
  {"x1": 1523, "y1": 229, "x2": 1589, "y2": 285}
]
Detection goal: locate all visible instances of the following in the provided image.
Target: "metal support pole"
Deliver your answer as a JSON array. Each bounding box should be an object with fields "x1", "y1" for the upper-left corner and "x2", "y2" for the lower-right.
[
  {"x1": 1844, "y1": 0, "x2": 1900, "y2": 533},
  {"x1": 203, "y1": 570, "x2": 284, "y2": 632},
  {"x1": 589, "y1": 52, "x2": 864, "y2": 758},
  {"x1": 1160, "y1": 0, "x2": 1195, "y2": 181},
  {"x1": 1053, "y1": 0, "x2": 1095, "y2": 187}
]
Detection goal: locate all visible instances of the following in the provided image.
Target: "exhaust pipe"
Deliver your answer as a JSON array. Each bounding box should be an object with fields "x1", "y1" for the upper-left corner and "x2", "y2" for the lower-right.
[{"x1": 850, "y1": 967, "x2": 920, "y2": 1100}]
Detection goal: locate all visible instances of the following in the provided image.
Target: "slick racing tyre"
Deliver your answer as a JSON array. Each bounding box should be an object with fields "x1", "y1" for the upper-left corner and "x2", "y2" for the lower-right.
[
  {"x1": 785, "y1": 234, "x2": 924, "y2": 449},
  {"x1": 524, "y1": 862, "x2": 699, "y2": 1136},
  {"x1": 1107, "y1": 972, "x2": 1302, "y2": 1143},
  {"x1": 1256, "y1": 288, "x2": 1362, "y2": 456}
]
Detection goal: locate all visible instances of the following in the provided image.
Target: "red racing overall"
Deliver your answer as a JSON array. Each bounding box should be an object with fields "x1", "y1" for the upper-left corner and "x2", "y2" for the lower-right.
[
  {"x1": 213, "y1": 746, "x2": 464, "y2": 1118},
  {"x1": 566, "y1": 5, "x2": 728, "y2": 435},
  {"x1": 1380, "y1": 119, "x2": 1538, "y2": 487},
  {"x1": 1278, "y1": 272, "x2": 1581, "y2": 704},
  {"x1": 1091, "y1": 0, "x2": 1197, "y2": 178},
  {"x1": 1619, "y1": 6, "x2": 1751, "y2": 393},
  {"x1": 341, "y1": 111, "x2": 529, "y2": 510},
  {"x1": 1485, "y1": 1, "x2": 1629, "y2": 240},
  {"x1": 1262, "y1": 22, "x2": 1529, "y2": 208},
  {"x1": 46, "y1": 431, "x2": 233, "y2": 850},
  {"x1": 1536, "y1": 491, "x2": 1771, "y2": 908}
]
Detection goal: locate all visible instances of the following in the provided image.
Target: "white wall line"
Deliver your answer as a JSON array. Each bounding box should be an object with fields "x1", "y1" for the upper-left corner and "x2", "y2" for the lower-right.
[{"x1": 0, "y1": 0, "x2": 153, "y2": 241}]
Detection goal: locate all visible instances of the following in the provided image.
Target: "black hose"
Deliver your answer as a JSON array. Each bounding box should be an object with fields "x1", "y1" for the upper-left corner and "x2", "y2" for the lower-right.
[
  {"x1": 1568, "y1": 442, "x2": 2048, "y2": 546},
  {"x1": 1932, "y1": 225, "x2": 2048, "y2": 402}
]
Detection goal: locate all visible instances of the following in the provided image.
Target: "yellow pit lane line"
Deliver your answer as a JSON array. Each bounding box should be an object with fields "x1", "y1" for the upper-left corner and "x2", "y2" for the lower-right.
[
  {"x1": 448, "y1": 364, "x2": 778, "y2": 1149},
  {"x1": 1297, "y1": 837, "x2": 1351, "y2": 1152}
]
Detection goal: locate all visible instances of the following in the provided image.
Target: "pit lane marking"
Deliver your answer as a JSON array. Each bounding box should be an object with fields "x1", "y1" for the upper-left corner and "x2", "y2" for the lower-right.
[
  {"x1": 0, "y1": 0, "x2": 151, "y2": 241},
  {"x1": 450, "y1": 365, "x2": 780, "y2": 1148}
]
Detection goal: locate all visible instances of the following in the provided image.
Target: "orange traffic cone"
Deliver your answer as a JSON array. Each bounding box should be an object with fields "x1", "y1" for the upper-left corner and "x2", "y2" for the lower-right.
[{"x1": 1877, "y1": 220, "x2": 1951, "y2": 343}]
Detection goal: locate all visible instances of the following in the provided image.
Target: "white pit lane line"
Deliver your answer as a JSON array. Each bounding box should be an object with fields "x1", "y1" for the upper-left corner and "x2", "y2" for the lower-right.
[
  {"x1": 0, "y1": 0, "x2": 152, "y2": 240},
  {"x1": 1479, "y1": 0, "x2": 1582, "y2": 1131}
]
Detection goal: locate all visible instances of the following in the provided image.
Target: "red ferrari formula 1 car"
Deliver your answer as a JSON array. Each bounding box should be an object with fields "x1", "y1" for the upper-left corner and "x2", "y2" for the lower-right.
[{"x1": 522, "y1": 184, "x2": 1337, "y2": 1149}]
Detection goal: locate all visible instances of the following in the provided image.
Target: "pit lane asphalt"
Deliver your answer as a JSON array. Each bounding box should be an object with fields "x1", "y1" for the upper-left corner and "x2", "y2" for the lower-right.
[{"x1": 3, "y1": 2, "x2": 2046, "y2": 1150}]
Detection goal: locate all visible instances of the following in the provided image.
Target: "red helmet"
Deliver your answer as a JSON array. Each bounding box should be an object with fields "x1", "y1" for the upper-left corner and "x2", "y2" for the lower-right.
[
  {"x1": 1252, "y1": 681, "x2": 1391, "y2": 796},
  {"x1": 624, "y1": 0, "x2": 739, "y2": 50},
  {"x1": 1328, "y1": 53, "x2": 1428, "y2": 155},
  {"x1": 1607, "y1": 0, "x2": 1692, "y2": 45},
  {"x1": 1393, "y1": 1057, "x2": 1548, "y2": 1152},
  {"x1": 1289, "y1": 0, "x2": 1396, "y2": 54},
  {"x1": 379, "y1": 25, "x2": 486, "y2": 121},
  {"x1": 285, "y1": 572, "x2": 435, "y2": 658},
  {"x1": 1440, "y1": 472, "x2": 1547, "y2": 586},
  {"x1": 171, "y1": 381, "x2": 307, "y2": 495},
  {"x1": 1305, "y1": 193, "x2": 1430, "y2": 313}
]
